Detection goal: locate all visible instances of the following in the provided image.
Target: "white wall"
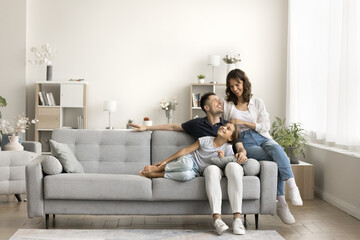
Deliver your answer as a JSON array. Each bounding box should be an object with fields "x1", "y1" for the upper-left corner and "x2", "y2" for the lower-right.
[
  {"x1": 305, "y1": 145, "x2": 360, "y2": 220},
  {"x1": 26, "y1": 0, "x2": 288, "y2": 133},
  {"x1": 0, "y1": 0, "x2": 26, "y2": 121}
]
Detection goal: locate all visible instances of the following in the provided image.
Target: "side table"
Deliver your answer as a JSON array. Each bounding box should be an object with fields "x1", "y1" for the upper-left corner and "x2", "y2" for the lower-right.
[{"x1": 285, "y1": 161, "x2": 314, "y2": 200}]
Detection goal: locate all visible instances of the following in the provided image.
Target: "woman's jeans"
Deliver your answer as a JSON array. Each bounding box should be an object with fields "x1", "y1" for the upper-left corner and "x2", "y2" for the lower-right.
[
  {"x1": 164, "y1": 154, "x2": 200, "y2": 181},
  {"x1": 240, "y1": 130, "x2": 294, "y2": 196}
]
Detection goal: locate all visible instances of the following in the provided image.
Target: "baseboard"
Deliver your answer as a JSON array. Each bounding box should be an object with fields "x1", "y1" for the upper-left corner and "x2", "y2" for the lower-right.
[{"x1": 314, "y1": 186, "x2": 360, "y2": 220}]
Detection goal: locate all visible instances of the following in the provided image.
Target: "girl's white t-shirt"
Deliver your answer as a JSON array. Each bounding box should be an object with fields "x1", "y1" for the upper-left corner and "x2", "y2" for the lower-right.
[{"x1": 192, "y1": 136, "x2": 234, "y2": 174}]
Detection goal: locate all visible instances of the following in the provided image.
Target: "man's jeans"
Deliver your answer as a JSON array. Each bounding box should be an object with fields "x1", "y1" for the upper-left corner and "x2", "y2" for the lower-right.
[{"x1": 240, "y1": 130, "x2": 293, "y2": 196}]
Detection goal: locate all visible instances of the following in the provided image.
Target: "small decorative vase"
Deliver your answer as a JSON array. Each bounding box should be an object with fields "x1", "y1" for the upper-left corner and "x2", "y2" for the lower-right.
[
  {"x1": 1, "y1": 133, "x2": 23, "y2": 150},
  {"x1": 4, "y1": 134, "x2": 24, "y2": 151},
  {"x1": 165, "y1": 110, "x2": 173, "y2": 124},
  {"x1": 227, "y1": 63, "x2": 236, "y2": 74},
  {"x1": 46, "y1": 65, "x2": 53, "y2": 81},
  {"x1": 143, "y1": 120, "x2": 153, "y2": 126}
]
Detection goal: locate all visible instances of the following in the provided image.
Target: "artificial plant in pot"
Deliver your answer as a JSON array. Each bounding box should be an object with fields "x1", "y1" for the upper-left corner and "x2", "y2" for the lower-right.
[
  {"x1": 270, "y1": 117, "x2": 307, "y2": 164},
  {"x1": 0, "y1": 96, "x2": 6, "y2": 119},
  {"x1": 197, "y1": 74, "x2": 205, "y2": 83}
]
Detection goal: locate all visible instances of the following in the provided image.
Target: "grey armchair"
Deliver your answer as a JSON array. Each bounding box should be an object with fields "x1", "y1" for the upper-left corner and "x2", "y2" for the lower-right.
[{"x1": 0, "y1": 138, "x2": 41, "y2": 201}]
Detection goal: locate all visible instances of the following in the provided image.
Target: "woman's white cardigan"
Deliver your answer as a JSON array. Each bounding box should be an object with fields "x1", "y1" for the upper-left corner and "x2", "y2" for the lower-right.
[{"x1": 223, "y1": 97, "x2": 272, "y2": 139}]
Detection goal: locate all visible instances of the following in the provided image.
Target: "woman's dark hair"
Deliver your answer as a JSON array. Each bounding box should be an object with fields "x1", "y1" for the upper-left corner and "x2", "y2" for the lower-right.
[
  {"x1": 229, "y1": 123, "x2": 241, "y2": 145},
  {"x1": 200, "y1": 92, "x2": 216, "y2": 113},
  {"x1": 225, "y1": 69, "x2": 252, "y2": 105}
]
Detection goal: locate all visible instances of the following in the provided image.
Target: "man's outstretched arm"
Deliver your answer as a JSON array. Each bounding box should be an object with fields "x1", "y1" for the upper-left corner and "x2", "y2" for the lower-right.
[{"x1": 129, "y1": 123, "x2": 184, "y2": 132}]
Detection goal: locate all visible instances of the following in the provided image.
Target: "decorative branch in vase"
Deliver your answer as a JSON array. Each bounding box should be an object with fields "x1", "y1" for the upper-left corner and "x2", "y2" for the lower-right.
[
  {"x1": 0, "y1": 96, "x2": 7, "y2": 119},
  {"x1": 223, "y1": 53, "x2": 241, "y2": 73},
  {"x1": 160, "y1": 97, "x2": 178, "y2": 124},
  {"x1": 29, "y1": 43, "x2": 57, "y2": 81},
  {"x1": 0, "y1": 113, "x2": 38, "y2": 151}
]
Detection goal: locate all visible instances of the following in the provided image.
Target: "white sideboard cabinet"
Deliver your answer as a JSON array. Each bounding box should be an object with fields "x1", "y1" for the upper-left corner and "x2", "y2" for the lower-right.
[{"x1": 34, "y1": 81, "x2": 88, "y2": 154}]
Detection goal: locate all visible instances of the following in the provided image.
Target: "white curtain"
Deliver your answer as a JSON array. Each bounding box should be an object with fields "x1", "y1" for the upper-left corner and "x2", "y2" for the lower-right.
[{"x1": 287, "y1": 0, "x2": 360, "y2": 148}]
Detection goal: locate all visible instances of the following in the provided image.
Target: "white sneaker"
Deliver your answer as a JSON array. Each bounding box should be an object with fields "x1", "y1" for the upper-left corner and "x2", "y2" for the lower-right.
[
  {"x1": 214, "y1": 219, "x2": 229, "y2": 235},
  {"x1": 232, "y1": 218, "x2": 246, "y2": 235},
  {"x1": 277, "y1": 203, "x2": 295, "y2": 225},
  {"x1": 289, "y1": 188, "x2": 303, "y2": 206}
]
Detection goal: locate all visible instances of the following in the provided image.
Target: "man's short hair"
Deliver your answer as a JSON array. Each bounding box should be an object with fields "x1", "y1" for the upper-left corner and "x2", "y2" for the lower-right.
[{"x1": 200, "y1": 92, "x2": 216, "y2": 113}]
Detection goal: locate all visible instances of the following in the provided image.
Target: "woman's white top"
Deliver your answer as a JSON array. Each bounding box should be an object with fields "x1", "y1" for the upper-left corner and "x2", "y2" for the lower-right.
[
  {"x1": 229, "y1": 109, "x2": 252, "y2": 132},
  {"x1": 222, "y1": 97, "x2": 272, "y2": 139}
]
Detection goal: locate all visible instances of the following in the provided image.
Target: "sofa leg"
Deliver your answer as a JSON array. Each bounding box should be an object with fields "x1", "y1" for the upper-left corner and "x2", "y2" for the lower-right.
[
  {"x1": 45, "y1": 214, "x2": 49, "y2": 229},
  {"x1": 14, "y1": 194, "x2": 22, "y2": 202},
  {"x1": 255, "y1": 214, "x2": 259, "y2": 229},
  {"x1": 243, "y1": 214, "x2": 247, "y2": 228}
]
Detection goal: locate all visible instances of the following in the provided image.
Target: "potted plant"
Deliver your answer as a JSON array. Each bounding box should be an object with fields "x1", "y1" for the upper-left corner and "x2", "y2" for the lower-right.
[
  {"x1": 197, "y1": 74, "x2": 205, "y2": 83},
  {"x1": 270, "y1": 117, "x2": 307, "y2": 164},
  {"x1": 143, "y1": 117, "x2": 152, "y2": 126},
  {"x1": 0, "y1": 96, "x2": 6, "y2": 119},
  {"x1": 223, "y1": 53, "x2": 241, "y2": 73}
]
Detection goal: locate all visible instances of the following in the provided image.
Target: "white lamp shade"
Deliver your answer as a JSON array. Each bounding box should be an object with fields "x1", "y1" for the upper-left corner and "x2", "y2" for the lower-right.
[
  {"x1": 207, "y1": 55, "x2": 221, "y2": 66},
  {"x1": 103, "y1": 100, "x2": 117, "y2": 112}
]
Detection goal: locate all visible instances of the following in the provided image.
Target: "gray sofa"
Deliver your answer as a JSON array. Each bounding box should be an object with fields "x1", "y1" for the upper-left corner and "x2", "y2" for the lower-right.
[{"x1": 26, "y1": 129, "x2": 277, "y2": 229}]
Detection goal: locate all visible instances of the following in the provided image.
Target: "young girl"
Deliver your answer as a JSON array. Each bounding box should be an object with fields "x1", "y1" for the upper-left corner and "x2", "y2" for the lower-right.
[{"x1": 140, "y1": 122, "x2": 241, "y2": 181}]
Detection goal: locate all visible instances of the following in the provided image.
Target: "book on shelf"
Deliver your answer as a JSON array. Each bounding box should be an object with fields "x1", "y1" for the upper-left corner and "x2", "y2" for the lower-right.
[
  {"x1": 46, "y1": 93, "x2": 53, "y2": 106},
  {"x1": 49, "y1": 93, "x2": 56, "y2": 106},
  {"x1": 38, "y1": 92, "x2": 45, "y2": 105},
  {"x1": 41, "y1": 91, "x2": 49, "y2": 105},
  {"x1": 192, "y1": 93, "x2": 201, "y2": 107},
  {"x1": 77, "y1": 116, "x2": 84, "y2": 129}
]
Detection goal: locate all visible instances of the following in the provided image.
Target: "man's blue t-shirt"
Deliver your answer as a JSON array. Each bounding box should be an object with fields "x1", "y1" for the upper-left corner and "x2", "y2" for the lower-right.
[{"x1": 181, "y1": 117, "x2": 228, "y2": 139}]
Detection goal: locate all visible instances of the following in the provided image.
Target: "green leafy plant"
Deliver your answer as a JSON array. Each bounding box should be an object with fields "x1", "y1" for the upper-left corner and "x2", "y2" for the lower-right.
[
  {"x1": 197, "y1": 74, "x2": 205, "y2": 80},
  {"x1": 270, "y1": 117, "x2": 307, "y2": 161},
  {"x1": 0, "y1": 96, "x2": 7, "y2": 119}
]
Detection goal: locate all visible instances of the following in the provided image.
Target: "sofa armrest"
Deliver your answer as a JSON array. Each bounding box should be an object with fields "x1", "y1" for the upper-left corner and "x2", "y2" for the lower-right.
[
  {"x1": 22, "y1": 141, "x2": 42, "y2": 155},
  {"x1": 26, "y1": 155, "x2": 46, "y2": 218},
  {"x1": 259, "y1": 161, "x2": 277, "y2": 214}
]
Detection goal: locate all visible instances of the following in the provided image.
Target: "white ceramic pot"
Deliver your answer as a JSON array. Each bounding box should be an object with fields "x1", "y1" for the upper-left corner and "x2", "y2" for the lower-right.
[
  {"x1": 143, "y1": 120, "x2": 153, "y2": 126},
  {"x1": 4, "y1": 135, "x2": 24, "y2": 151},
  {"x1": 227, "y1": 63, "x2": 236, "y2": 74}
]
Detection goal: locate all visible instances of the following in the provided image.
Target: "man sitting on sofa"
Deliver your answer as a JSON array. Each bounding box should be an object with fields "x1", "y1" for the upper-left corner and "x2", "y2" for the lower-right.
[{"x1": 130, "y1": 92, "x2": 247, "y2": 235}]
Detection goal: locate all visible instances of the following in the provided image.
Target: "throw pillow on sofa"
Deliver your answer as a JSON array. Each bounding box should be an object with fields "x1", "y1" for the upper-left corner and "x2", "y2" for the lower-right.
[
  {"x1": 49, "y1": 140, "x2": 84, "y2": 173},
  {"x1": 41, "y1": 156, "x2": 63, "y2": 175}
]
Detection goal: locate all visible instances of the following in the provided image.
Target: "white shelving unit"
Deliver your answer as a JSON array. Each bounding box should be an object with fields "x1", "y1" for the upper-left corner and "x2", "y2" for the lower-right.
[
  {"x1": 34, "y1": 81, "x2": 88, "y2": 153},
  {"x1": 190, "y1": 83, "x2": 226, "y2": 119}
]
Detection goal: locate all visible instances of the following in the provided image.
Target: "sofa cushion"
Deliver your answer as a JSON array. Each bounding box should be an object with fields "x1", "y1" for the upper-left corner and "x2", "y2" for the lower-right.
[
  {"x1": 41, "y1": 156, "x2": 63, "y2": 175},
  {"x1": 242, "y1": 158, "x2": 261, "y2": 176},
  {"x1": 44, "y1": 173, "x2": 152, "y2": 200},
  {"x1": 51, "y1": 129, "x2": 151, "y2": 174},
  {"x1": 151, "y1": 131, "x2": 196, "y2": 165},
  {"x1": 152, "y1": 176, "x2": 260, "y2": 201},
  {"x1": 49, "y1": 140, "x2": 84, "y2": 173}
]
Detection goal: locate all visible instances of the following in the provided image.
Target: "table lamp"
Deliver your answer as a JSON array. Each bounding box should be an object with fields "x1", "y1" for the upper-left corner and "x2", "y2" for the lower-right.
[
  {"x1": 103, "y1": 100, "x2": 117, "y2": 129},
  {"x1": 207, "y1": 55, "x2": 220, "y2": 83}
]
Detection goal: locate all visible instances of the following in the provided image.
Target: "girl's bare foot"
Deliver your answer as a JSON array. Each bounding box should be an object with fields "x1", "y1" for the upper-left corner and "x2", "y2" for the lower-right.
[{"x1": 144, "y1": 165, "x2": 160, "y2": 173}]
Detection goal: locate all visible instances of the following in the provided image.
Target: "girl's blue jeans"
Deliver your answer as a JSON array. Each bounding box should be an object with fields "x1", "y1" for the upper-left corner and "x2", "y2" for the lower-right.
[
  {"x1": 164, "y1": 154, "x2": 200, "y2": 181},
  {"x1": 240, "y1": 130, "x2": 294, "y2": 196}
]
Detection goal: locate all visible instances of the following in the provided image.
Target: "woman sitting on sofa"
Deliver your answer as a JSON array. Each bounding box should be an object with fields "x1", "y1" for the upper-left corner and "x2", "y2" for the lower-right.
[{"x1": 222, "y1": 68, "x2": 303, "y2": 225}]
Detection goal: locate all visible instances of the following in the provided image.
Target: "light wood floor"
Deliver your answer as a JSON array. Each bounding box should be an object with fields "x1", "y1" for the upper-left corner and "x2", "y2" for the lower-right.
[{"x1": 1, "y1": 195, "x2": 359, "y2": 240}]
